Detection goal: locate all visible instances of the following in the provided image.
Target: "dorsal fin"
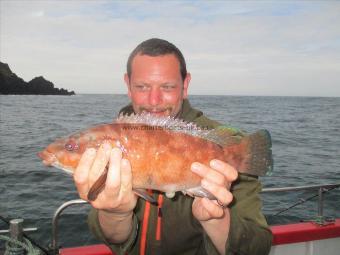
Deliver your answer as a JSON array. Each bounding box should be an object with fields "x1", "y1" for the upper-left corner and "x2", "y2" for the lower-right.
[
  {"x1": 115, "y1": 113, "x2": 246, "y2": 147},
  {"x1": 205, "y1": 125, "x2": 244, "y2": 147},
  {"x1": 116, "y1": 112, "x2": 212, "y2": 140}
]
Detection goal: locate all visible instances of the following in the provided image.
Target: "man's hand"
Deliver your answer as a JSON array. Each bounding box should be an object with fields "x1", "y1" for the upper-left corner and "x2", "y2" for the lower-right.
[
  {"x1": 191, "y1": 159, "x2": 238, "y2": 254},
  {"x1": 74, "y1": 142, "x2": 137, "y2": 213},
  {"x1": 191, "y1": 159, "x2": 238, "y2": 220},
  {"x1": 73, "y1": 143, "x2": 138, "y2": 243}
]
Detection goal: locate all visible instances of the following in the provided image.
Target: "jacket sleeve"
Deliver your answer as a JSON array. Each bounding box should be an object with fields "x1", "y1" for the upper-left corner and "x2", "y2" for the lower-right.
[
  {"x1": 87, "y1": 208, "x2": 139, "y2": 255},
  {"x1": 203, "y1": 174, "x2": 272, "y2": 255}
]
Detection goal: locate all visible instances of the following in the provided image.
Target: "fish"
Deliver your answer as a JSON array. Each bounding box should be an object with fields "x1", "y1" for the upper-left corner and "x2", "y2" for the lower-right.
[{"x1": 38, "y1": 113, "x2": 273, "y2": 203}]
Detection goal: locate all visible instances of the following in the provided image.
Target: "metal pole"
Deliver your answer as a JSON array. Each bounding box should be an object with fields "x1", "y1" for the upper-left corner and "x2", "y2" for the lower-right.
[
  {"x1": 7, "y1": 219, "x2": 25, "y2": 255},
  {"x1": 318, "y1": 187, "x2": 324, "y2": 218},
  {"x1": 10, "y1": 219, "x2": 24, "y2": 242},
  {"x1": 262, "y1": 183, "x2": 340, "y2": 193},
  {"x1": 51, "y1": 199, "x2": 88, "y2": 255}
]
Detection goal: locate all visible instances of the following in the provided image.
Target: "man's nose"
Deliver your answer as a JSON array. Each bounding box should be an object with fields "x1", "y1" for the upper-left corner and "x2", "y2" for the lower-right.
[{"x1": 149, "y1": 87, "x2": 162, "y2": 106}]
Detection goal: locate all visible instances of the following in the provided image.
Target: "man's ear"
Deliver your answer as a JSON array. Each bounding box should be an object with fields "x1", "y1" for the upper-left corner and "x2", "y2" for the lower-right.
[
  {"x1": 124, "y1": 73, "x2": 132, "y2": 98},
  {"x1": 183, "y1": 73, "x2": 191, "y2": 99}
]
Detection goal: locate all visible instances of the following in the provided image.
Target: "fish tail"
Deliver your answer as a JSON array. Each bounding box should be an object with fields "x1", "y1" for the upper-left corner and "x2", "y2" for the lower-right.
[
  {"x1": 244, "y1": 129, "x2": 273, "y2": 176},
  {"x1": 222, "y1": 129, "x2": 273, "y2": 176}
]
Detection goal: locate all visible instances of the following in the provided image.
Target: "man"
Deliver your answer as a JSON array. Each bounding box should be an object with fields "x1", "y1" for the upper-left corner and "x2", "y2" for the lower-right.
[{"x1": 74, "y1": 38, "x2": 272, "y2": 255}]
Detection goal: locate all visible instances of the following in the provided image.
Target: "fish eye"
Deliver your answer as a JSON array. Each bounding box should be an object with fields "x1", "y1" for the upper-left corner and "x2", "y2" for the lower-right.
[{"x1": 65, "y1": 141, "x2": 79, "y2": 151}]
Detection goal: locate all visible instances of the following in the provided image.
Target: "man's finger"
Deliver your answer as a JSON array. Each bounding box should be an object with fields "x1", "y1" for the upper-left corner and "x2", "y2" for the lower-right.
[
  {"x1": 210, "y1": 160, "x2": 238, "y2": 182},
  {"x1": 201, "y1": 197, "x2": 224, "y2": 218},
  {"x1": 120, "y1": 158, "x2": 133, "y2": 196},
  {"x1": 201, "y1": 179, "x2": 233, "y2": 206},
  {"x1": 88, "y1": 142, "x2": 112, "y2": 186},
  {"x1": 104, "y1": 148, "x2": 122, "y2": 198},
  {"x1": 191, "y1": 162, "x2": 225, "y2": 186},
  {"x1": 74, "y1": 148, "x2": 96, "y2": 198}
]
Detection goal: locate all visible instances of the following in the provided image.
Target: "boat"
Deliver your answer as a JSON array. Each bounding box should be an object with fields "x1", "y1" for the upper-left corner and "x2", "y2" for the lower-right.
[
  {"x1": 1, "y1": 183, "x2": 339, "y2": 255},
  {"x1": 264, "y1": 183, "x2": 340, "y2": 255}
]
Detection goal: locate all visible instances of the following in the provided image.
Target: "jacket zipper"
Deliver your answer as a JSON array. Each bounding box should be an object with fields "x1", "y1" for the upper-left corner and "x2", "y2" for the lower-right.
[
  {"x1": 156, "y1": 194, "x2": 164, "y2": 241},
  {"x1": 140, "y1": 191, "x2": 152, "y2": 255}
]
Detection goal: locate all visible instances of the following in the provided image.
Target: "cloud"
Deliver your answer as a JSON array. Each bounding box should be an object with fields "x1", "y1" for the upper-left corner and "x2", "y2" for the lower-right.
[{"x1": 1, "y1": 0, "x2": 339, "y2": 96}]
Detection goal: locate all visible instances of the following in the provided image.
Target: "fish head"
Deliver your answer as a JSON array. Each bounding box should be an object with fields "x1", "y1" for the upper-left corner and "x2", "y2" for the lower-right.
[{"x1": 38, "y1": 125, "x2": 118, "y2": 174}]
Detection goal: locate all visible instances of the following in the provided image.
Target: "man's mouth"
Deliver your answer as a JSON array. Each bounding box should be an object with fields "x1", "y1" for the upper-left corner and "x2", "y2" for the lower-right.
[
  {"x1": 141, "y1": 108, "x2": 172, "y2": 116},
  {"x1": 149, "y1": 110, "x2": 166, "y2": 114}
]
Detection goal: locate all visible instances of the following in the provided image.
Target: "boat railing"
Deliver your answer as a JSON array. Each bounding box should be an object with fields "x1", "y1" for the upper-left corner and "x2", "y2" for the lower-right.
[
  {"x1": 261, "y1": 183, "x2": 340, "y2": 219},
  {"x1": 50, "y1": 199, "x2": 88, "y2": 254},
  {"x1": 50, "y1": 183, "x2": 340, "y2": 255}
]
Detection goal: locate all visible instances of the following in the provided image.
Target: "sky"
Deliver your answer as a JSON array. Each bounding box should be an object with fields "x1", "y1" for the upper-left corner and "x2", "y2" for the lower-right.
[{"x1": 0, "y1": 0, "x2": 339, "y2": 96}]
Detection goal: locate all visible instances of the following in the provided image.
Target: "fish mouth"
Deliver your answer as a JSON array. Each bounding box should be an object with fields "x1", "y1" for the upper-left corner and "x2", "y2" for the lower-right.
[
  {"x1": 38, "y1": 149, "x2": 74, "y2": 174},
  {"x1": 38, "y1": 150, "x2": 57, "y2": 166},
  {"x1": 51, "y1": 162, "x2": 74, "y2": 175}
]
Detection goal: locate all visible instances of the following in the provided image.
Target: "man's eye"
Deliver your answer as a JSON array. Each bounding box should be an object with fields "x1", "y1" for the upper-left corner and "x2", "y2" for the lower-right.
[
  {"x1": 134, "y1": 85, "x2": 149, "y2": 91},
  {"x1": 162, "y1": 85, "x2": 175, "y2": 90}
]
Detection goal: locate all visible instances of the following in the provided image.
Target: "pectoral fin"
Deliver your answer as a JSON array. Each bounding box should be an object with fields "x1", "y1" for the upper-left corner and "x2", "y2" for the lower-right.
[
  {"x1": 87, "y1": 167, "x2": 158, "y2": 205},
  {"x1": 87, "y1": 165, "x2": 109, "y2": 201},
  {"x1": 133, "y1": 189, "x2": 158, "y2": 206},
  {"x1": 184, "y1": 187, "x2": 217, "y2": 200}
]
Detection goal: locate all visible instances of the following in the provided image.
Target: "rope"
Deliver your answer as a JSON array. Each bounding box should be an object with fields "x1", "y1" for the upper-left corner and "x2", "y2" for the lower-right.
[
  {"x1": 0, "y1": 235, "x2": 41, "y2": 255},
  {"x1": 0, "y1": 215, "x2": 48, "y2": 255}
]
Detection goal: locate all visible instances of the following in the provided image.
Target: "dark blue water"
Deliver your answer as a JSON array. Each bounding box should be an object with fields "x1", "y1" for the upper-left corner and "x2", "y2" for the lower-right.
[{"x1": 1, "y1": 95, "x2": 339, "y2": 250}]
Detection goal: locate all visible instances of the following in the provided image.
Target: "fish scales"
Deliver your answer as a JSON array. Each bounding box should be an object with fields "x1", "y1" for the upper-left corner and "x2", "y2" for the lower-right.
[{"x1": 115, "y1": 123, "x2": 225, "y2": 191}]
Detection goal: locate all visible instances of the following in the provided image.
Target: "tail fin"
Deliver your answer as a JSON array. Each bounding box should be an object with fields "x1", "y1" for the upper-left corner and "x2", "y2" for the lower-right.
[
  {"x1": 222, "y1": 129, "x2": 273, "y2": 176},
  {"x1": 244, "y1": 129, "x2": 273, "y2": 176}
]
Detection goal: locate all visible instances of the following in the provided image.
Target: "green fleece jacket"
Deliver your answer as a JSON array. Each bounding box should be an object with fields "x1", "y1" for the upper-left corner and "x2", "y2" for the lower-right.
[{"x1": 88, "y1": 99, "x2": 272, "y2": 255}]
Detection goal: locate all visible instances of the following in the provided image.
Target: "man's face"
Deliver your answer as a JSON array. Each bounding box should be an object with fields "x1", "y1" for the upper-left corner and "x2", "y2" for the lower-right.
[{"x1": 125, "y1": 54, "x2": 190, "y2": 117}]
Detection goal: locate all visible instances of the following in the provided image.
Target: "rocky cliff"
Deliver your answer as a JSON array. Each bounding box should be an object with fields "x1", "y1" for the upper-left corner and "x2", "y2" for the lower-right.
[{"x1": 0, "y1": 62, "x2": 75, "y2": 95}]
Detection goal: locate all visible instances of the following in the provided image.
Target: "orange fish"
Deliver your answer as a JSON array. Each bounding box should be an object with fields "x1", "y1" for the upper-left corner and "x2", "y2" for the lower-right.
[{"x1": 38, "y1": 113, "x2": 273, "y2": 202}]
